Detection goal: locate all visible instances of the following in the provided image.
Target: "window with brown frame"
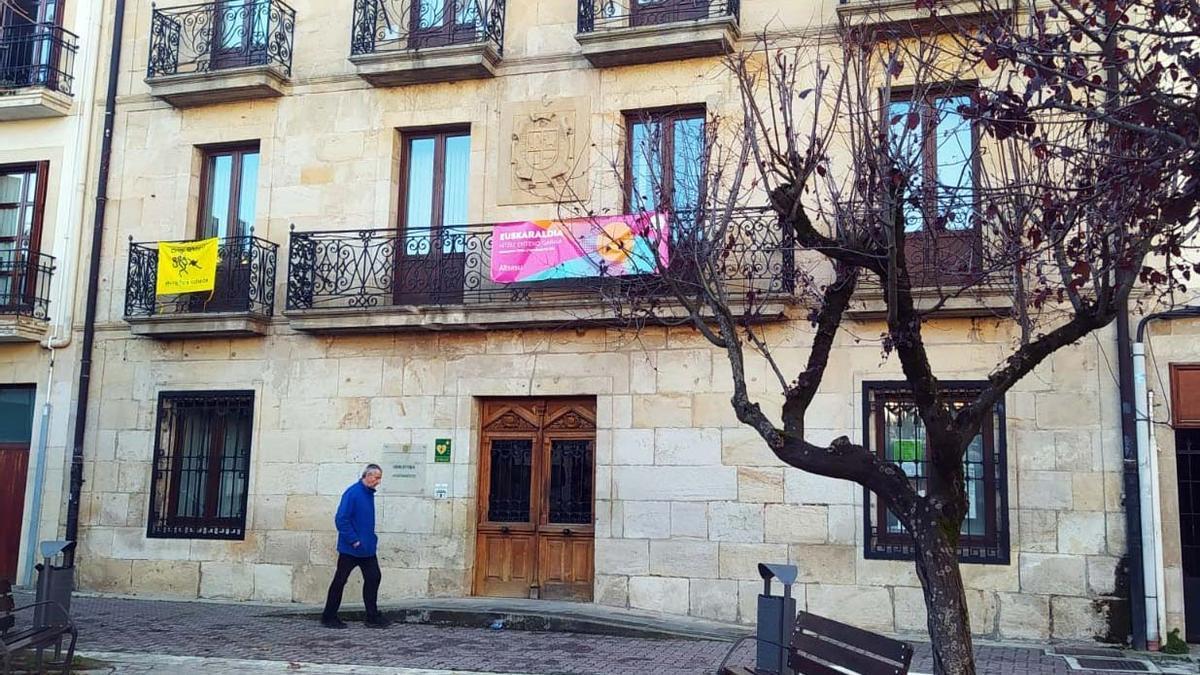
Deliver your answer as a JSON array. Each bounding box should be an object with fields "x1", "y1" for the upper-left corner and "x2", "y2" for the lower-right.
[
  {"x1": 147, "y1": 391, "x2": 254, "y2": 540},
  {"x1": 630, "y1": 0, "x2": 711, "y2": 27},
  {"x1": 887, "y1": 88, "x2": 982, "y2": 286},
  {"x1": 862, "y1": 381, "x2": 1010, "y2": 564},
  {"x1": 198, "y1": 144, "x2": 260, "y2": 240},
  {"x1": 0, "y1": 162, "x2": 48, "y2": 311},
  {"x1": 624, "y1": 106, "x2": 705, "y2": 218}
]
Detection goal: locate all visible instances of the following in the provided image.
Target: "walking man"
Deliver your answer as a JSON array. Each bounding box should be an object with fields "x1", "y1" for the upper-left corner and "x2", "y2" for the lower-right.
[{"x1": 322, "y1": 463, "x2": 390, "y2": 629}]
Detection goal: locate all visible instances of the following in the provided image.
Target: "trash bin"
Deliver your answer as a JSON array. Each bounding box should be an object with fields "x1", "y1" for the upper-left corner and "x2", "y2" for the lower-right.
[
  {"x1": 755, "y1": 562, "x2": 798, "y2": 675},
  {"x1": 33, "y1": 540, "x2": 75, "y2": 629}
]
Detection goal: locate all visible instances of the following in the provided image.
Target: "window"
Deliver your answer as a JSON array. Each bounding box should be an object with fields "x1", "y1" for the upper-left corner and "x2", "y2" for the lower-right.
[
  {"x1": 147, "y1": 391, "x2": 254, "y2": 540},
  {"x1": 212, "y1": 0, "x2": 270, "y2": 70},
  {"x1": 396, "y1": 127, "x2": 470, "y2": 304},
  {"x1": 862, "y1": 382, "x2": 1009, "y2": 564},
  {"x1": 198, "y1": 144, "x2": 259, "y2": 240},
  {"x1": 887, "y1": 89, "x2": 981, "y2": 284},
  {"x1": 409, "y1": 0, "x2": 480, "y2": 48},
  {"x1": 625, "y1": 107, "x2": 705, "y2": 217},
  {"x1": 0, "y1": 0, "x2": 62, "y2": 89},
  {"x1": 0, "y1": 163, "x2": 47, "y2": 311}
]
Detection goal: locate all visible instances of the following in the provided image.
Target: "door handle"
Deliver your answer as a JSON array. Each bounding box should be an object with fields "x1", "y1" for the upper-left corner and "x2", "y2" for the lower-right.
[
  {"x1": 500, "y1": 526, "x2": 511, "y2": 534},
  {"x1": 562, "y1": 528, "x2": 573, "y2": 536}
]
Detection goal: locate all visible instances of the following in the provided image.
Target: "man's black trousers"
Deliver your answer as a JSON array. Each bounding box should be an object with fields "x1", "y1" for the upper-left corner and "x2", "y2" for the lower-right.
[{"x1": 323, "y1": 553, "x2": 382, "y2": 620}]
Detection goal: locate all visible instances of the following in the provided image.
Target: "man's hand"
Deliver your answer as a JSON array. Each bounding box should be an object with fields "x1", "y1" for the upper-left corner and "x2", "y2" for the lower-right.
[{"x1": 352, "y1": 541, "x2": 361, "y2": 549}]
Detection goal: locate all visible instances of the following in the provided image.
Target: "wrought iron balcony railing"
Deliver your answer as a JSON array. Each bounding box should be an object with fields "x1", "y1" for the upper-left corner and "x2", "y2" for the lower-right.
[
  {"x1": 124, "y1": 235, "x2": 278, "y2": 318},
  {"x1": 147, "y1": 0, "x2": 296, "y2": 79},
  {"x1": 0, "y1": 250, "x2": 54, "y2": 320},
  {"x1": 285, "y1": 208, "x2": 794, "y2": 313},
  {"x1": 350, "y1": 0, "x2": 506, "y2": 56},
  {"x1": 0, "y1": 23, "x2": 78, "y2": 95},
  {"x1": 578, "y1": 0, "x2": 738, "y2": 33}
]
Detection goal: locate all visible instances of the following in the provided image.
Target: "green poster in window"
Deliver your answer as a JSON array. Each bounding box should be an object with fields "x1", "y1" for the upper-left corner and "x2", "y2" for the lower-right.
[
  {"x1": 891, "y1": 438, "x2": 924, "y2": 462},
  {"x1": 434, "y1": 438, "x2": 452, "y2": 463}
]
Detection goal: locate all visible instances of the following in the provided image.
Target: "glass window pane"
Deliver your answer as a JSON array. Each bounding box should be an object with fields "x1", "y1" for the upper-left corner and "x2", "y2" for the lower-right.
[
  {"x1": 418, "y1": 0, "x2": 444, "y2": 28},
  {"x1": 888, "y1": 100, "x2": 924, "y2": 233},
  {"x1": 672, "y1": 116, "x2": 704, "y2": 217},
  {"x1": 630, "y1": 120, "x2": 662, "y2": 214},
  {"x1": 487, "y1": 438, "x2": 533, "y2": 522},
  {"x1": 236, "y1": 151, "x2": 259, "y2": 236},
  {"x1": 404, "y1": 138, "x2": 436, "y2": 256},
  {"x1": 935, "y1": 95, "x2": 974, "y2": 231},
  {"x1": 174, "y1": 409, "x2": 212, "y2": 518},
  {"x1": 548, "y1": 439, "x2": 593, "y2": 524},
  {"x1": 0, "y1": 207, "x2": 19, "y2": 240},
  {"x1": 457, "y1": 0, "x2": 480, "y2": 26},
  {"x1": 0, "y1": 174, "x2": 23, "y2": 205},
  {"x1": 203, "y1": 154, "x2": 234, "y2": 239},
  {"x1": 0, "y1": 386, "x2": 35, "y2": 443},
  {"x1": 441, "y1": 134, "x2": 470, "y2": 254},
  {"x1": 217, "y1": 409, "x2": 251, "y2": 518}
]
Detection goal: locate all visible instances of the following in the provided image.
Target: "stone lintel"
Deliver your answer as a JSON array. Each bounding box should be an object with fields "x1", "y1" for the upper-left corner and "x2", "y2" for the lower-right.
[
  {"x1": 286, "y1": 299, "x2": 790, "y2": 334},
  {"x1": 349, "y1": 43, "x2": 500, "y2": 87},
  {"x1": 125, "y1": 313, "x2": 270, "y2": 339},
  {"x1": 146, "y1": 66, "x2": 289, "y2": 108},
  {"x1": 576, "y1": 15, "x2": 739, "y2": 68},
  {"x1": 0, "y1": 314, "x2": 50, "y2": 343},
  {"x1": 0, "y1": 87, "x2": 73, "y2": 121}
]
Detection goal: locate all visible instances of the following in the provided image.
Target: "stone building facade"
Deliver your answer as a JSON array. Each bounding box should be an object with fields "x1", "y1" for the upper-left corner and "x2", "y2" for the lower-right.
[{"x1": 53, "y1": 0, "x2": 1200, "y2": 646}]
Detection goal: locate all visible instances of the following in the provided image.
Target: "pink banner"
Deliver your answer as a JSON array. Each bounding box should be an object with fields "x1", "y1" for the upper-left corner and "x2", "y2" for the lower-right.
[{"x1": 489, "y1": 213, "x2": 669, "y2": 284}]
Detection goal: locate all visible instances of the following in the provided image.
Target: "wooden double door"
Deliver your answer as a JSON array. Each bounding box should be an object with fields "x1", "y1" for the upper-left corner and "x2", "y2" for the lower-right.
[{"x1": 474, "y1": 399, "x2": 595, "y2": 601}]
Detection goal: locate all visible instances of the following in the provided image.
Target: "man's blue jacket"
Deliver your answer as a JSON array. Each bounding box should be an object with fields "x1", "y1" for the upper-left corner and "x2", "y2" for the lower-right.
[{"x1": 334, "y1": 480, "x2": 378, "y2": 557}]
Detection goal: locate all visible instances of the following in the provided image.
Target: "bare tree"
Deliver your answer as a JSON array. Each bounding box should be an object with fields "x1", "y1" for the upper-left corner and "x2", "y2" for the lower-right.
[{"x1": 595, "y1": 6, "x2": 1196, "y2": 673}]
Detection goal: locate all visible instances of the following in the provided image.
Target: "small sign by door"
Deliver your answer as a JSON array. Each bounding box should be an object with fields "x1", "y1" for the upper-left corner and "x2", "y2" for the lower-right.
[
  {"x1": 381, "y1": 444, "x2": 425, "y2": 495},
  {"x1": 434, "y1": 438, "x2": 452, "y2": 463}
]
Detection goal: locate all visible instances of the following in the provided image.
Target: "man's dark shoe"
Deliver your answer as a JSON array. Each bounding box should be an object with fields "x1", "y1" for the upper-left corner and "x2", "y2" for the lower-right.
[
  {"x1": 321, "y1": 617, "x2": 348, "y2": 629},
  {"x1": 364, "y1": 615, "x2": 392, "y2": 628}
]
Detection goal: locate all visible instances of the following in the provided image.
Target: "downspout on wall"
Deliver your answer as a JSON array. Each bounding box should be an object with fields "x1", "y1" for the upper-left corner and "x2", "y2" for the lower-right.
[{"x1": 64, "y1": 0, "x2": 126, "y2": 565}]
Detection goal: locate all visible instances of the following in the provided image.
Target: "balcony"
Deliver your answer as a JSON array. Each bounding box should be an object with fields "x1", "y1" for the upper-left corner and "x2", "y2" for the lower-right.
[
  {"x1": 576, "y1": 0, "x2": 739, "y2": 68},
  {"x1": 836, "y1": 0, "x2": 1016, "y2": 30},
  {"x1": 284, "y1": 209, "x2": 793, "y2": 333},
  {"x1": 124, "y1": 236, "x2": 278, "y2": 338},
  {"x1": 0, "y1": 24, "x2": 78, "y2": 120},
  {"x1": 145, "y1": 0, "x2": 296, "y2": 108},
  {"x1": 349, "y1": 0, "x2": 505, "y2": 86},
  {"x1": 0, "y1": 251, "x2": 53, "y2": 342}
]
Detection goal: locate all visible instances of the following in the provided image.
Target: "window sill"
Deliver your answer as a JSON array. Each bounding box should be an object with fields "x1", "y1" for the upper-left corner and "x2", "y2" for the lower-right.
[
  {"x1": 350, "y1": 41, "x2": 501, "y2": 87},
  {"x1": 0, "y1": 86, "x2": 73, "y2": 121},
  {"x1": 576, "y1": 14, "x2": 739, "y2": 68},
  {"x1": 846, "y1": 286, "x2": 1014, "y2": 320},
  {"x1": 0, "y1": 314, "x2": 50, "y2": 343},
  {"x1": 836, "y1": 0, "x2": 1016, "y2": 29},
  {"x1": 125, "y1": 312, "x2": 271, "y2": 339},
  {"x1": 145, "y1": 65, "x2": 289, "y2": 109}
]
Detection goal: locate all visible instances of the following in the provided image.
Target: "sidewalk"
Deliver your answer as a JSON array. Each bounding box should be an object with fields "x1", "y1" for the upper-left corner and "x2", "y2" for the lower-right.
[
  {"x1": 23, "y1": 593, "x2": 1196, "y2": 675},
  {"x1": 80, "y1": 652, "x2": 529, "y2": 675}
]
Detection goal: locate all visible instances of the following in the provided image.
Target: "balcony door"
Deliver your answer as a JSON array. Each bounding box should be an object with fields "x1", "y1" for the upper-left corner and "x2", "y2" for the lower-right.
[
  {"x1": 0, "y1": 0, "x2": 62, "y2": 89},
  {"x1": 212, "y1": 0, "x2": 269, "y2": 70},
  {"x1": 631, "y1": 0, "x2": 708, "y2": 27},
  {"x1": 396, "y1": 128, "x2": 469, "y2": 305},
  {"x1": 195, "y1": 145, "x2": 259, "y2": 312},
  {"x1": 474, "y1": 399, "x2": 595, "y2": 602},
  {"x1": 409, "y1": 0, "x2": 479, "y2": 49},
  {"x1": 0, "y1": 385, "x2": 36, "y2": 584},
  {"x1": 0, "y1": 164, "x2": 47, "y2": 313}
]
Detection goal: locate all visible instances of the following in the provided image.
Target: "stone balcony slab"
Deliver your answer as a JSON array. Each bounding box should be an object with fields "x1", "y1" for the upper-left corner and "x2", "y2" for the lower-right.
[
  {"x1": 0, "y1": 87, "x2": 72, "y2": 121},
  {"x1": 576, "y1": 15, "x2": 739, "y2": 68},
  {"x1": 0, "y1": 315, "x2": 49, "y2": 343},
  {"x1": 836, "y1": 0, "x2": 1015, "y2": 29},
  {"x1": 846, "y1": 286, "x2": 1015, "y2": 320},
  {"x1": 125, "y1": 313, "x2": 270, "y2": 339},
  {"x1": 350, "y1": 42, "x2": 500, "y2": 87},
  {"x1": 146, "y1": 65, "x2": 288, "y2": 109}
]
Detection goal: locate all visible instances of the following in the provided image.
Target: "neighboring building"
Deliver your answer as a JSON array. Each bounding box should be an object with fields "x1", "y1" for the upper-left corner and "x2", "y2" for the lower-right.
[
  {"x1": 0, "y1": 0, "x2": 103, "y2": 587},
  {"x1": 53, "y1": 0, "x2": 1199, "y2": 647}
]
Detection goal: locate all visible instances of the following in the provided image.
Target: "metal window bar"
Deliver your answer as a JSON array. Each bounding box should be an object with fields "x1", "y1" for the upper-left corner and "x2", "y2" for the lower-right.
[
  {"x1": 351, "y1": 0, "x2": 506, "y2": 55},
  {"x1": 147, "y1": 0, "x2": 297, "y2": 79},
  {"x1": 861, "y1": 383, "x2": 1011, "y2": 565},
  {"x1": 285, "y1": 207, "x2": 793, "y2": 311},
  {"x1": 124, "y1": 235, "x2": 278, "y2": 318},
  {"x1": 0, "y1": 23, "x2": 78, "y2": 95},
  {"x1": 0, "y1": 249, "x2": 54, "y2": 320},
  {"x1": 577, "y1": 0, "x2": 738, "y2": 33},
  {"x1": 147, "y1": 391, "x2": 255, "y2": 540}
]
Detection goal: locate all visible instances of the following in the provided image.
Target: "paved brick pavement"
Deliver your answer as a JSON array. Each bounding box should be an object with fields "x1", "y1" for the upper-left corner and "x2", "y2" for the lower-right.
[{"x1": 16, "y1": 594, "x2": 1196, "y2": 674}]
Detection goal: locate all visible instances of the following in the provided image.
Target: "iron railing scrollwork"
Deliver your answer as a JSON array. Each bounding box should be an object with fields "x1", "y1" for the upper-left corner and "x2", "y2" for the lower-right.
[
  {"x1": 285, "y1": 207, "x2": 793, "y2": 313},
  {"x1": 577, "y1": 0, "x2": 737, "y2": 33},
  {"x1": 351, "y1": 0, "x2": 506, "y2": 56},
  {"x1": 0, "y1": 23, "x2": 78, "y2": 95},
  {"x1": 0, "y1": 250, "x2": 54, "y2": 320},
  {"x1": 146, "y1": 0, "x2": 296, "y2": 79},
  {"x1": 124, "y1": 235, "x2": 278, "y2": 318}
]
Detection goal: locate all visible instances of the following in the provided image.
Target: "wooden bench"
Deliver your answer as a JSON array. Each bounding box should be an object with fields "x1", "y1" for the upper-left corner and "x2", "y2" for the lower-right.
[
  {"x1": 720, "y1": 610, "x2": 913, "y2": 675},
  {"x1": 1, "y1": 579, "x2": 78, "y2": 675}
]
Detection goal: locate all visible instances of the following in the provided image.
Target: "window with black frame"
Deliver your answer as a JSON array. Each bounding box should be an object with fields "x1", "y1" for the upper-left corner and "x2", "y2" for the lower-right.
[
  {"x1": 147, "y1": 391, "x2": 254, "y2": 540},
  {"x1": 862, "y1": 382, "x2": 1009, "y2": 564}
]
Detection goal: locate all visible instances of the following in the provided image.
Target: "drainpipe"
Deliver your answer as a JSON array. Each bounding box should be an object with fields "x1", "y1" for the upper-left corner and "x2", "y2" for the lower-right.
[
  {"x1": 20, "y1": 0, "x2": 105, "y2": 588},
  {"x1": 1133, "y1": 306, "x2": 1200, "y2": 648},
  {"x1": 64, "y1": 0, "x2": 125, "y2": 566},
  {"x1": 1118, "y1": 309, "x2": 1148, "y2": 650}
]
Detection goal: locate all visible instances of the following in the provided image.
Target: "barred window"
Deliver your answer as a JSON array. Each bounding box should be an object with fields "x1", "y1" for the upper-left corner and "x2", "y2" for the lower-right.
[
  {"x1": 147, "y1": 391, "x2": 254, "y2": 540},
  {"x1": 862, "y1": 382, "x2": 1009, "y2": 564}
]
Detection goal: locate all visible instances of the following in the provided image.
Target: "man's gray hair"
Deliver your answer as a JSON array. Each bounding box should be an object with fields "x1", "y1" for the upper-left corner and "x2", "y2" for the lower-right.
[{"x1": 362, "y1": 463, "x2": 382, "y2": 477}]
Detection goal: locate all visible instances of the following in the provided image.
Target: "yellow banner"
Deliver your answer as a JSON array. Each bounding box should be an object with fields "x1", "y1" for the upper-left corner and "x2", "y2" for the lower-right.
[{"x1": 156, "y1": 238, "x2": 219, "y2": 296}]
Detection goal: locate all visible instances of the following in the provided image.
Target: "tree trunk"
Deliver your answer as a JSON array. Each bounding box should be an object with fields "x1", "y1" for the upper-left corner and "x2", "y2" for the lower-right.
[{"x1": 912, "y1": 521, "x2": 976, "y2": 675}]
